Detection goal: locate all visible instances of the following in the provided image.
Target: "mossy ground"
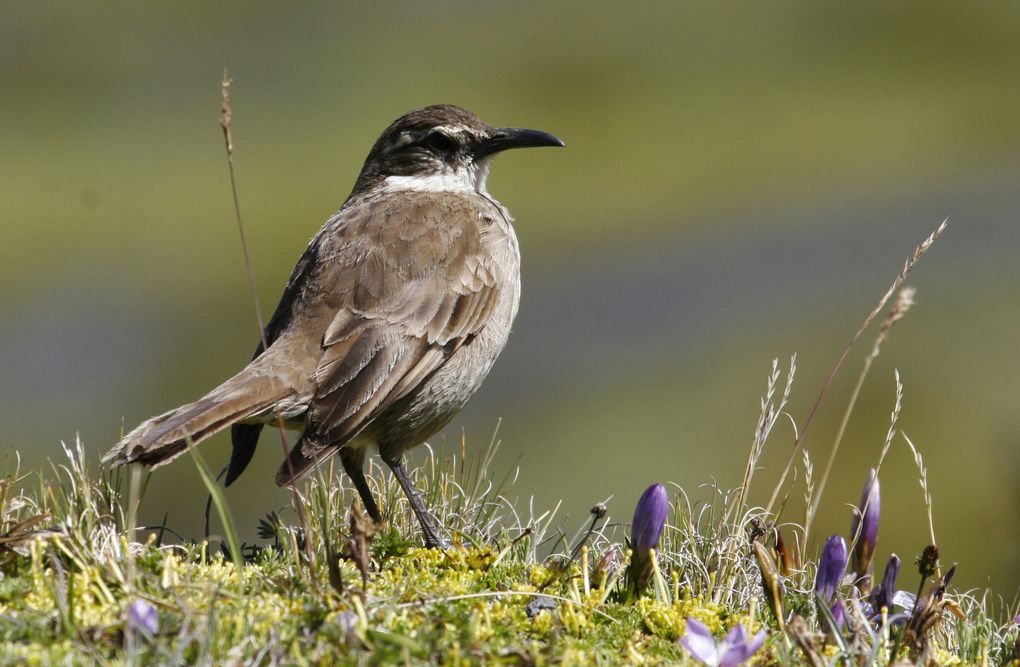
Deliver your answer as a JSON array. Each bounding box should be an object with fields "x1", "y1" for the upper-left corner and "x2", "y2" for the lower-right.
[
  {"x1": 0, "y1": 532, "x2": 774, "y2": 665},
  {"x1": 1, "y1": 354, "x2": 1018, "y2": 667},
  {"x1": 0, "y1": 439, "x2": 1016, "y2": 666}
]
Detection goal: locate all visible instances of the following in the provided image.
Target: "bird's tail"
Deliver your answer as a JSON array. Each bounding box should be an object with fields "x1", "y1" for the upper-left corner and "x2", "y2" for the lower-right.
[{"x1": 103, "y1": 365, "x2": 292, "y2": 470}]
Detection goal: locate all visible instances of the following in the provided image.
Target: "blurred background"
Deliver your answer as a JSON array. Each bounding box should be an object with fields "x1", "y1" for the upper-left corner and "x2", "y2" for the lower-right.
[{"x1": 2, "y1": 2, "x2": 1018, "y2": 594}]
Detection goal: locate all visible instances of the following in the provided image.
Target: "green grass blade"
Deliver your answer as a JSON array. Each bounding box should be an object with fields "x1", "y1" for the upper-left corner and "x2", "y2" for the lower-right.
[{"x1": 185, "y1": 435, "x2": 244, "y2": 572}]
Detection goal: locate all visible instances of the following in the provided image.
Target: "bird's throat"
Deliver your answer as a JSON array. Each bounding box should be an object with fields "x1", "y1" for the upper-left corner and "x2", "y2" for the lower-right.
[{"x1": 382, "y1": 159, "x2": 491, "y2": 195}]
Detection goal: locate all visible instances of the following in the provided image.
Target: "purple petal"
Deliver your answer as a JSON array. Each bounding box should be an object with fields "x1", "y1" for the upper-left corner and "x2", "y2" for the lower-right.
[
  {"x1": 596, "y1": 546, "x2": 621, "y2": 579},
  {"x1": 872, "y1": 554, "x2": 901, "y2": 611},
  {"x1": 631, "y1": 483, "x2": 669, "y2": 553},
  {"x1": 744, "y1": 630, "x2": 767, "y2": 660},
  {"x1": 725, "y1": 623, "x2": 747, "y2": 643},
  {"x1": 891, "y1": 590, "x2": 916, "y2": 610},
  {"x1": 718, "y1": 624, "x2": 767, "y2": 666},
  {"x1": 850, "y1": 469, "x2": 880, "y2": 580},
  {"x1": 830, "y1": 600, "x2": 847, "y2": 630},
  {"x1": 719, "y1": 623, "x2": 747, "y2": 653},
  {"x1": 680, "y1": 617, "x2": 719, "y2": 665},
  {"x1": 127, "y1": 599, "x2": 159, "y2": 635},
  {"x1": 814, "y1": 535, "x2": 848, "y2": 605},
  {"x1": 940, "y1": 564, "x2": 957, "y2": 590},
  {"x1": 717, "y1": 625, "x2": 748, "y2": 665},
  {"x1": 1013, "y1": 613, "x2": 1020, "y2": 624}
]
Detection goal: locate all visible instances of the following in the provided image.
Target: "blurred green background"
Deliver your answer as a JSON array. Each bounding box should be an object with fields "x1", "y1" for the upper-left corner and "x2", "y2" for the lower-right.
[{"x1": 2, "y1": 2, "x2": 1018, "y2": 594}]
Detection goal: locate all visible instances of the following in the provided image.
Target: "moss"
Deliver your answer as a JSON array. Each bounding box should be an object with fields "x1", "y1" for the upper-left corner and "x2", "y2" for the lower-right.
[
  {"x1": 0, "y1": 538, "x2": 730, "y2": 664},
  {"x1": 0, "y1": 437, "x2": 1009, "y2": 665}
]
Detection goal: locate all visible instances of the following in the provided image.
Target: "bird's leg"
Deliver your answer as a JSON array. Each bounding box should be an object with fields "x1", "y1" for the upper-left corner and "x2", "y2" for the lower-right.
[
  {"x1": 339, "y1": 448, "x2": 381, "y2": 523},
  {"x1": 381, "y1": 453, "x2": 449, "y2": 548}
]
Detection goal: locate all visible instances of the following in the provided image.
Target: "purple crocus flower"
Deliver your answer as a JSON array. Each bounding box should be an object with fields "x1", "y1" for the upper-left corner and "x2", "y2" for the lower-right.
[
  {"x1": 871, "y1": 554, "x2": 901, "y2": 612},
  {"x1": 127, "y1": 598, "x2": 159, "y2": 635},
  {"x1": 631, "y1": 483, "x2": 669, "y2": 553},
  {"x1": 680, "y1": 617, "x2": 767, "y2": 667},
  {"x1": 850, "y1": 469, "x2": 880, "y2": 585},
  {"x1": 864, "y1": 555, "x2": 916, "y2": 624},
  {"x1": 625, "y1": 483, "x2": 669, "y2": 598},
  {"x1": 814, "y1": 535, "x2": 848, "y2": 605}
]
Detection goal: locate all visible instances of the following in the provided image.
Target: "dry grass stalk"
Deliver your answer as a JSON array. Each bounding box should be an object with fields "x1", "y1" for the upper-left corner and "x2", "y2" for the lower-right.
[
  {"x1": 903, "y1": 433, "x2": 937, "y2": 550},
  {"x1": 217, "y1": 70, "x2": 317, "y2": 579},
  {"x1": 805, "y1": 287, "x2": 916, "y2": 543},
  {"x1": 765, "y1": 220, "x2": 947, "y2": 519}
]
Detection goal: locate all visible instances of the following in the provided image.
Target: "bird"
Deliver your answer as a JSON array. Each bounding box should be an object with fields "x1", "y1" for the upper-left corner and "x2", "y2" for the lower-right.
[{"x1": 103, "y1": 104, "x2": 564, "y2": 547}]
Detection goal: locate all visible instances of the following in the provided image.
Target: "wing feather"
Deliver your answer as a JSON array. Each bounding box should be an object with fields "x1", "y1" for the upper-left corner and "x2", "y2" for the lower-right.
[{"x1": 274, "y1": 193, "x2": 509, "y2": 486}]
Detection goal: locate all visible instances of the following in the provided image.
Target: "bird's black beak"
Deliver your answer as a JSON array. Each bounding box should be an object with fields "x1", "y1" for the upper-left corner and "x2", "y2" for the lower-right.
[{"x1": 474, "y1": 127, "x2": 565, "y2": 159}]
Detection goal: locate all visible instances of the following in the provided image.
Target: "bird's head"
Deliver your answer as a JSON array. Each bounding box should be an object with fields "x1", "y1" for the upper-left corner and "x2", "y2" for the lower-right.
[{"x1": 352, "y1": 104, "x2": 564, "y2": 196}]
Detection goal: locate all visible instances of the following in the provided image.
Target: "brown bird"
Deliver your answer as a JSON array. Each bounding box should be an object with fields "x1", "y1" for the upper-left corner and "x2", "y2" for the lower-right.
[{"x1": 103, "y1": 104, "x2": 563, "y2": 547}]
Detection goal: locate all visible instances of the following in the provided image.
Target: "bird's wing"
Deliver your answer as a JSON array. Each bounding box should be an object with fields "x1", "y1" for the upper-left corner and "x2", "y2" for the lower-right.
[
  {"x1": 275, "y1": 193, "x2": 507, "y2": 485},
  {"x1": 226, "y1": 224, "x2": 329, "y2": 485}
]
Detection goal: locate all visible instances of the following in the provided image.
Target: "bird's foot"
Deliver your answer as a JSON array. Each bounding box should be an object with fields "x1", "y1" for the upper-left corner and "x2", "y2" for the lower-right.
[
  {"x1": 383, "y1": 455, "x2": 450, "y2": 549},
  {"x1": 419, "y1": 520, "x2": 452, "y2": 550}
]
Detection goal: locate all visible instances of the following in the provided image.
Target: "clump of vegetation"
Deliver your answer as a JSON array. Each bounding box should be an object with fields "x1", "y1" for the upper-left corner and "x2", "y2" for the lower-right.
[
  {"x1": 0, "y1": 383, "x2": 1016, "y2": 665},
  {"x1": 1, "y1": 223, "x2": 1017, "y2": 665}
]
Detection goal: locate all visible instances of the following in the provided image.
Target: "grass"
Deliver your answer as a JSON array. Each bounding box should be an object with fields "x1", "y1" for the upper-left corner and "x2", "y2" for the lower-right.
[
  {"x1": 0, "y1": 385, "x2": 1017, "y2": 665},
  {"x1": 1, "y1": 222, "x2": 1018, "y2": 665}
]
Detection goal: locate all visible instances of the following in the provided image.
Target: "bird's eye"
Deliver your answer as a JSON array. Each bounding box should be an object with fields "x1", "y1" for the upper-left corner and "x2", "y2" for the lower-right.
[{"x1": 424, "y1": 132, "x2": 456, "y2": 153}]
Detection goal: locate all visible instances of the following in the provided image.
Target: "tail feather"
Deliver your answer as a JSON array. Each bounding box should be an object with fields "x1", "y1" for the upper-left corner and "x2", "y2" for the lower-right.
[
  {"x1": 274, "y1": 433, "x2": 344, "y2": 487},
  {"x1": 104, "y1": 369, "x2": 291, "y2": 470},
  {"x1": 225, "y1": 423, "x2": 263, "y2": 486}
]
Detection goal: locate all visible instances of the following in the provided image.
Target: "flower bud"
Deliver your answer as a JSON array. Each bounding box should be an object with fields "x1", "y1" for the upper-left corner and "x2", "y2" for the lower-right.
[
  {"x1": 830, "y1": 599, "x2": 847, "y2": 631},
  {"x1": 631, "y1": 483, "x2": 669, "y2": 554},
  {"x1": 625, "y1": 483, "x2": 669, "y2": 598},
  {"x1": 752, "y1": 540, "x2": 785, "y2": 624},
  {"x1": 814, "y1": 535, "x2": 848, "y2": 605},
  {"x1": 850, "y1": 469, "x2": 880, "y2": 586}
]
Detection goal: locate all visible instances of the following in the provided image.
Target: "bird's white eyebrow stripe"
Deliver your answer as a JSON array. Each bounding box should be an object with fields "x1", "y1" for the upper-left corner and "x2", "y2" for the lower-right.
[
  {"x1": 429, "y1": 124, "x2": 485, "y2": 138},
  {"x1": 390, "y1": 125, "x2": 479, "y2": 149}
]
